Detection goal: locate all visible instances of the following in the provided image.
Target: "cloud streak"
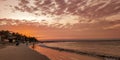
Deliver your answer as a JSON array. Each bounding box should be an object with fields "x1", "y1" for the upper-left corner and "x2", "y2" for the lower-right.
[
  {"x1": 14, "y1": 0, "x2": 120, "y2": 19},
  {"x1": 0, "y1": 18, "x2": 120, "y2": 39},
  {"x1": 0, "y1": 19, "x2": 120, "y2": 39}
]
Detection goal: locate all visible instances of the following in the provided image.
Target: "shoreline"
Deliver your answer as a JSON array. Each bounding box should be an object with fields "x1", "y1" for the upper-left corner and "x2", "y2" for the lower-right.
[
  {"x1": 37, "y1": 43, "x2": 120, "y2": 60},
  {"x1": 31, "y1": 45, "x2": 102, "y2": 60}
]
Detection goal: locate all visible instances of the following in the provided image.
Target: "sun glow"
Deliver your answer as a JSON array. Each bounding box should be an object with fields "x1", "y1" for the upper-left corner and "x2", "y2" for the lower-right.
[{"x1": 14, "y1": 30, "x2": 34, "y2": 37}]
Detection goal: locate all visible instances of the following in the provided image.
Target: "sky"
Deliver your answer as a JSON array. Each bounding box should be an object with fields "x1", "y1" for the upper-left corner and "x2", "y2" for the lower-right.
[{"x1": 0, "y1": 0, "x2": 120, "y2": 40}]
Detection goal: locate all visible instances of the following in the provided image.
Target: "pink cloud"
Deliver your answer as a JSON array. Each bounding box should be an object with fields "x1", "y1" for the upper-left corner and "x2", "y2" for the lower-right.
[
  {"x1": 0, "y1": 18, "x2": 120, "y2": 40},
  {"x1": 13, "y1": 0, "x2": 120, "y2": 19}
]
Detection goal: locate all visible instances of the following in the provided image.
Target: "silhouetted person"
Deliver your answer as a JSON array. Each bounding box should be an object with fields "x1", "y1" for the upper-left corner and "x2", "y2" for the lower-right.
[
  {"x1": 16, "y1": 40, "x2": 19, "y2": 46},
  {"x1": 32, "y1": 42, "x2": 35, "y2": 49}
]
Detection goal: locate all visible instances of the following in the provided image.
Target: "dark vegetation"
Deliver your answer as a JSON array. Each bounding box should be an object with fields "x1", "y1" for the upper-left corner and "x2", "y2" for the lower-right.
[{"x1": 0, "y1": 30, "x2": 38, "y2": 45}]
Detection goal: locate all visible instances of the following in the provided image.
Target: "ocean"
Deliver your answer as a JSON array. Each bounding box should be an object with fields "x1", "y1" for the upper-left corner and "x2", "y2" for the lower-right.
[{"x1": 34, "y1": 40, "x2": 120, "y2": 60}]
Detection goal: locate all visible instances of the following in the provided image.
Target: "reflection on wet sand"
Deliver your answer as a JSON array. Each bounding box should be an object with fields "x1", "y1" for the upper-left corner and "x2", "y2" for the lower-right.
[{"x1": 31, "y1": 45, "x2": 102, "y2": 60}]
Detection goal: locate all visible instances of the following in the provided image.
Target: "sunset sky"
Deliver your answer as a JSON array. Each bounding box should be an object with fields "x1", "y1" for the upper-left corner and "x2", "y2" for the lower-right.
[{"x1": 0, "y1": 0, "x2": 120, "y2": 40}]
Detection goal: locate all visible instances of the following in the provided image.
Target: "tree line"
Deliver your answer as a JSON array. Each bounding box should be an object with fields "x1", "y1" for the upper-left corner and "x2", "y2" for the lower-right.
[{"x1": 0, "y1": 30, "x2": 38, "y2": 44}]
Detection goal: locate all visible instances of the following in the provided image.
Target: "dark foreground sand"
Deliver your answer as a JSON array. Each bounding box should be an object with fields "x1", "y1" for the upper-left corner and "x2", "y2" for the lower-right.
[{"x1": 0, "y1": 44, "x2": 50, "y2": 60}]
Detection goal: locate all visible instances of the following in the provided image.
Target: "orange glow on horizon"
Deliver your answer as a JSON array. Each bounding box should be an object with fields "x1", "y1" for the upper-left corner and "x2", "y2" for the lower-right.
[{"x1": 13, "y1": 30, "x2": 34, "y2": 37}]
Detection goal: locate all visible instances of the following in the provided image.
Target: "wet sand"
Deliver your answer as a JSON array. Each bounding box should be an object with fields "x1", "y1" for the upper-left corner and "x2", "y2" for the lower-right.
[
  {"x1": 0, "y1": 44, "x2": 50, "y2": 60},
  {"x1": 32, "y1": 45, "x2": 103, "y2": 60}
]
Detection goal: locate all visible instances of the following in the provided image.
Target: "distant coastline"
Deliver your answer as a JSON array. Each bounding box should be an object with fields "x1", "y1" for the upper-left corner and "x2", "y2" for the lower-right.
[{"x1": 38, "y1": 39, "x2": 120, "y2": 43}]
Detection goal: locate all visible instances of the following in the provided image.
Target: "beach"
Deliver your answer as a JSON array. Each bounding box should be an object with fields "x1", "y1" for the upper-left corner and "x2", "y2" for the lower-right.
[
  {"x1": 0, "y1": 44, "x2": 50, "y2": 60},
  {"x1": 35, "y1": 40, "x2": 120, "y2": 60},
  {"x1": 0, "y1": 40, "x2": 120, "y2": 60},
  {"x1": 32, "y1": 45, "x2": 102, "y2": 60}
]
